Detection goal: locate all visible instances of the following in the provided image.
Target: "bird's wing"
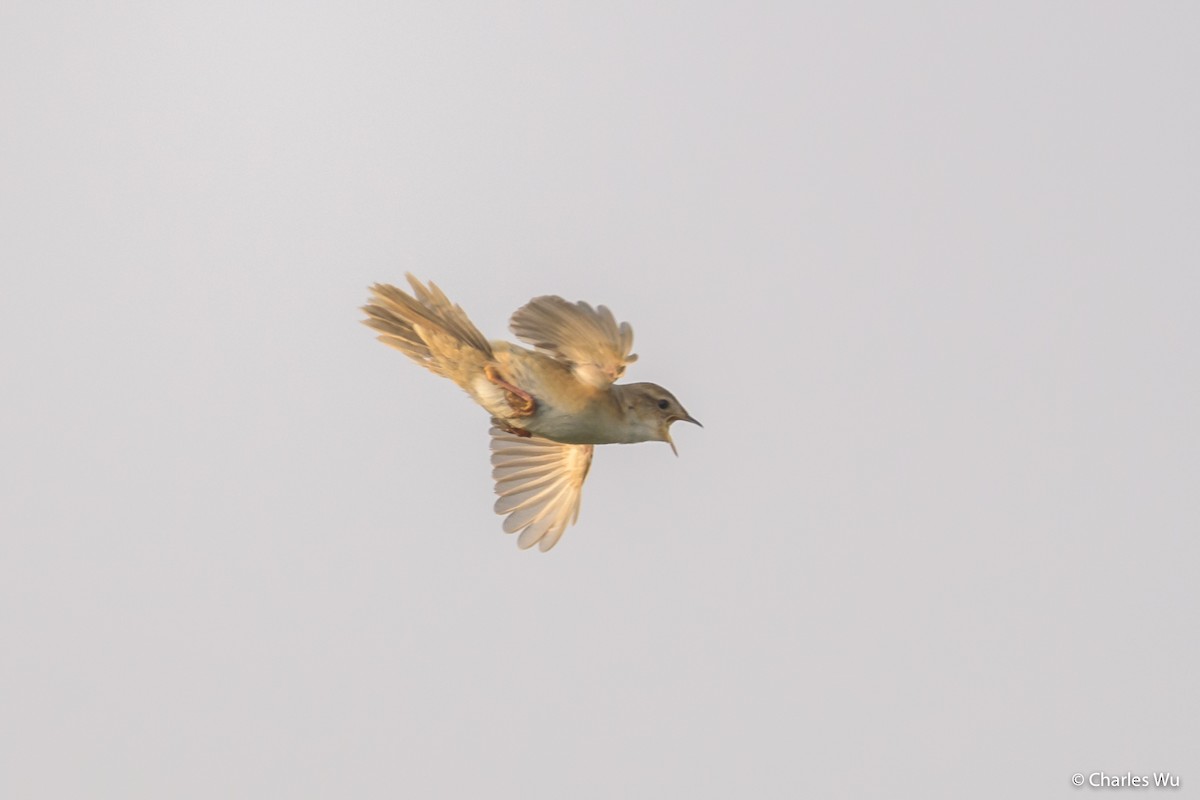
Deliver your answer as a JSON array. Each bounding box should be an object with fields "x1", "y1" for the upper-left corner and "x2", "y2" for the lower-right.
[
  {"x1": 508, "y1": 295, "x2": 637, "y2": 388},
  {"x1": 490, "y1": 425, "x2": 594, "y2": 552}
]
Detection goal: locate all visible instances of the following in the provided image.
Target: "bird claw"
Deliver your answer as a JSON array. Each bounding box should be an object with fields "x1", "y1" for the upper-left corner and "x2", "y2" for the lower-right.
[{"x1": 491, "y1": 417, "x2": 533, "y2": 438}]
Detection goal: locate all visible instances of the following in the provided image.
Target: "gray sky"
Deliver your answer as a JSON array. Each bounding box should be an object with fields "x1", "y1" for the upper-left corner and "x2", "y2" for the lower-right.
[{"x1": 2, "y1": 3, "x2": 1197, "y2": 798}]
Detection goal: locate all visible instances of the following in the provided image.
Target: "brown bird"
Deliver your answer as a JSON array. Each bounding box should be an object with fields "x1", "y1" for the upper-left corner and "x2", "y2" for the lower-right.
[{"x1": 362, "y1": 275, "x2": 700, "y2": 551}]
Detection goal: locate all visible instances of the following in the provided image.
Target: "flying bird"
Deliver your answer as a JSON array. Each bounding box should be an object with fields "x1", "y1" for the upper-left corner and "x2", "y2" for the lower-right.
[{"x1": 362, "y1": 275, "x2": 700, "y2": 551}]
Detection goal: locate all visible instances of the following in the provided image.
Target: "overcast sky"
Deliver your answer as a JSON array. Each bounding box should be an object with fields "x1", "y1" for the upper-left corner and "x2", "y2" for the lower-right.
[{"x1": 2, "y1": 3, "x2": 1197, "y2": 798}]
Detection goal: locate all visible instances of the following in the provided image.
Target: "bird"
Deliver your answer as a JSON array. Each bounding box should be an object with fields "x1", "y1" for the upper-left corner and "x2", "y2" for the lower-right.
[{"x1": 361, "y1": 274, "x2": 700, "y2": 552}]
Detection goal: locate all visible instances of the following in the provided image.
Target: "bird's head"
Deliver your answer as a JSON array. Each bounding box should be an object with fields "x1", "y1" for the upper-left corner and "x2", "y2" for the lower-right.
[{"x1": 620, "y1": 383, "x2": 702, "y2": 454}]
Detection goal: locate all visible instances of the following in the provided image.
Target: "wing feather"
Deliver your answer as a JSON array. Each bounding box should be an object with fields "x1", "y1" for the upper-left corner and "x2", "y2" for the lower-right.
[
  {"x1": 508, "y1": 295, "x2": 638, "y2": 388},
  {"x1": 489, "y1": 426, "x2": 594, "y2": 552}
]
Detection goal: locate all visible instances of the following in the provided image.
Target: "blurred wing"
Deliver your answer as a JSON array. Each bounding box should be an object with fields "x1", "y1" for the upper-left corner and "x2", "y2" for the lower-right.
[
  {"x1": 509, "y1": 295, "x2": 637, "y2": 388},
  {"x1": 490, "y1": 426, "x2": 594, "y2": 552}
]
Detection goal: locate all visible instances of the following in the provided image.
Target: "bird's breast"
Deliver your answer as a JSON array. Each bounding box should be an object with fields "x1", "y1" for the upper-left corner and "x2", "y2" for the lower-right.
[{"x1": 528, "y1": 400, "x2": 626, "y2": 445}]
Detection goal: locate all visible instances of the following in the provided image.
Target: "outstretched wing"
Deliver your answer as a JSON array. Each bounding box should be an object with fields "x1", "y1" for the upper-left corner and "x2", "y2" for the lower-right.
[
  {"x1": 509, "y1": 295, "x2": 637, "y2": 388},
  {"x1": 490, "y1": 425, "x2": 594, "y2": 552}
]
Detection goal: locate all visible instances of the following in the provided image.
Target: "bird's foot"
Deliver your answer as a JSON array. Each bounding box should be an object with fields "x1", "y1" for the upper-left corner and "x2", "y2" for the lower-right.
[
  {"x1": 491, "y1": 416, "x2": 534, "y2": 438},
  {"x1": 484, "y1": 365, "x2": 536, "y2": 416}
]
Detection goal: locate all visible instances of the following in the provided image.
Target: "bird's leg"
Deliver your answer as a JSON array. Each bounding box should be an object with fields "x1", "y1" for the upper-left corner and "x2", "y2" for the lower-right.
[{"x1": 484, "y1": 365, "x2": 536, "y2": 417}]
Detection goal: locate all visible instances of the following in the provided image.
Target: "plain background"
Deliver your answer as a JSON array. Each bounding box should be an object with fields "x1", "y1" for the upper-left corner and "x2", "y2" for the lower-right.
[{"x1": 2, "y1": 2, "x2": 1197, "y2": 798}]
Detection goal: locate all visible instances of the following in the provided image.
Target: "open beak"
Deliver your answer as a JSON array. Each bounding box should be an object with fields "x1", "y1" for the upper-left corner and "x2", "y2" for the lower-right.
[{"x1": 666, "y1": 413, "x2": 702, "y2": 456}]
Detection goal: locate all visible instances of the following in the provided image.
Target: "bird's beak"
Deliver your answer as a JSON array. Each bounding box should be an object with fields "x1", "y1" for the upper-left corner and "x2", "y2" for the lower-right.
[{"x1": 665, "y1": 413, "x2": 701, "y2": 456}]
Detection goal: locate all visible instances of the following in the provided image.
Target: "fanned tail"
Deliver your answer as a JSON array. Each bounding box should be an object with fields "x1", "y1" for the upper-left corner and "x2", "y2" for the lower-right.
[{"x1": 362, "y1": 275, "x2": 493, "y2": 378}]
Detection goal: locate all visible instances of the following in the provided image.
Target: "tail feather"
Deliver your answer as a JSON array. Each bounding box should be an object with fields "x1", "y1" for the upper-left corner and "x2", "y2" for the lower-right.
[
  {"x1": 362, "y1": 275, "x2": 493, "y2": 377},
  {"x1": 361, "y1": 305, "x2": 439, "y2": 372}
]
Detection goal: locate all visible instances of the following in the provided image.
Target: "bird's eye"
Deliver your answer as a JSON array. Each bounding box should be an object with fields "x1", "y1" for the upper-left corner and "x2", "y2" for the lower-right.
[{"x1": 657, "y1": 399, "x2": 670, "y2": 410}]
